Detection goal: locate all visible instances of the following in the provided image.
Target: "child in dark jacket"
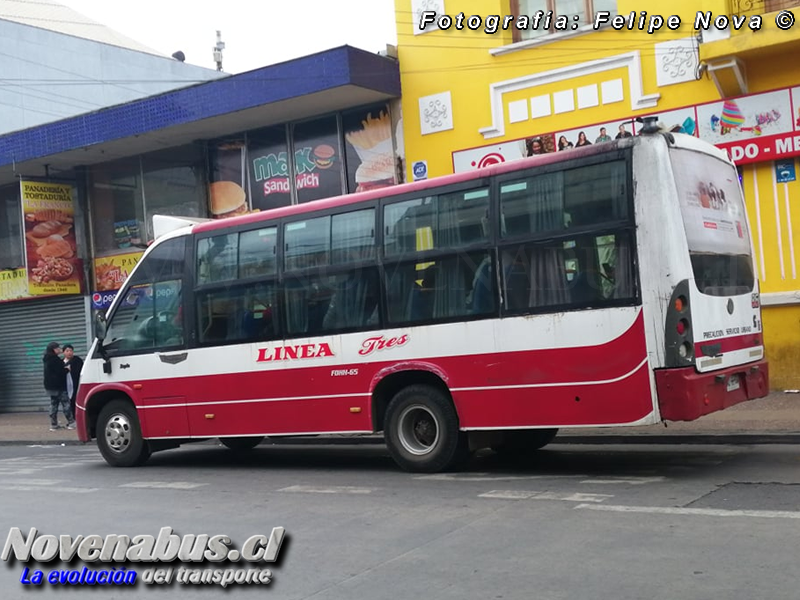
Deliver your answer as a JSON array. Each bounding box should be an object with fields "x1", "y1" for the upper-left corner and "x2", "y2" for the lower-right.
[{"x1": 43, "y1": 341, "x2": 74, "y2": 431}]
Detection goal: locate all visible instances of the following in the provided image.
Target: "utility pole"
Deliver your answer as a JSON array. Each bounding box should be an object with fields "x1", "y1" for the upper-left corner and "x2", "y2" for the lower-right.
[{"x1": 213, "y1": 30, "x2": 225, "y2": 72}]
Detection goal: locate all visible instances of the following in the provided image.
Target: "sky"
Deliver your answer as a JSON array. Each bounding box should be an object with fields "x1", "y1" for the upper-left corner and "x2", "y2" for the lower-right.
[{"x1": 58, "y1": 0, "x2": 400, "y2": 74}]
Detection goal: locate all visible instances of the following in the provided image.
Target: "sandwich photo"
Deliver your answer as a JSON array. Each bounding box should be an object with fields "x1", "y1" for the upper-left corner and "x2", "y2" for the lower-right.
[
  {"x1": 312, "y1": 144, "x2": 336, "y2": 169},
  {"x1": 209, "y1": 181, "x2": 249, "y2": 219}
]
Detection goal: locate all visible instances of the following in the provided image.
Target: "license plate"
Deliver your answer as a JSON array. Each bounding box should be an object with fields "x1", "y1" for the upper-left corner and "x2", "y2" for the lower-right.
[{"x1": 727, "y1": 375, "x2": 740, "y2": 392}]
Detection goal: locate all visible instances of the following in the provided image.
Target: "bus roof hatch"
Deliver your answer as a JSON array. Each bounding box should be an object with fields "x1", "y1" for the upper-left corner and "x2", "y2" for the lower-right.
[{"x1": 153, "y1": 214, "x2": 212, "y2": 240}]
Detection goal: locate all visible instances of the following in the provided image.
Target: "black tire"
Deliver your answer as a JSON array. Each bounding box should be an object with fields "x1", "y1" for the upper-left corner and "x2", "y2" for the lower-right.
[
  {"x1": 384, "y1": 384, "x2": 468, "y2": 473},
  {"x1": 493, "y1": 429, "x2": 559, "y2": 456},
  {"x1": 220, "y1": 436, "x2": 264, "y2": 451},
  {"x1": 96, "y1": 400, "x2": 151, "y2": 467}
]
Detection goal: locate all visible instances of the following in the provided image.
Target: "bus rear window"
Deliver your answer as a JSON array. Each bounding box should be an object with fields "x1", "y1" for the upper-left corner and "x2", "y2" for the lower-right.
[{"x1": 669, "y1": 148, "x2": 755, "y2": 296}]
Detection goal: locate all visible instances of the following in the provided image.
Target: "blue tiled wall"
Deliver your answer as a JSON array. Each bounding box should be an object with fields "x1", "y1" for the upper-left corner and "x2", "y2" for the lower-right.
[{"x1": 0, "y1": 46, "x2": 400, "y2": 168}]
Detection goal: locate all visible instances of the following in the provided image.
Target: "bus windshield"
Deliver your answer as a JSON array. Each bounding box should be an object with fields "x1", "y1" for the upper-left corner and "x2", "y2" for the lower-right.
[{"x1": 669, "y1": 148, "x2": 754, "y2": 296}]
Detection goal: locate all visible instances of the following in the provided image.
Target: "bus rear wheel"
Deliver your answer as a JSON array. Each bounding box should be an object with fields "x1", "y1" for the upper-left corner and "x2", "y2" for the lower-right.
[
  {"x1": 96, "y1": 400, "x2": 151, "y2": 467},
  {"x1": 384, "y1": 385, "x2": 468, "y2": 473},
  {"x1": 220, "y1": 436, "x2": 264, "y2": 451}
]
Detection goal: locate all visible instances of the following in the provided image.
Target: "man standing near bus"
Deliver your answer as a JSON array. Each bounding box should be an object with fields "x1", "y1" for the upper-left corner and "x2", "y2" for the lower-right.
[
  {"x1": 63, "y1": 344, "x2": 83, "y2": 423},
  {"x1": 43, "y1": 342, "x2": 74, "y2": 431}
]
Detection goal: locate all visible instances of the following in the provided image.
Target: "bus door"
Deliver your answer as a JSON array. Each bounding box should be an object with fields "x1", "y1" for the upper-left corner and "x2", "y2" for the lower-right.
[{"x1": 96, "y1": 236, "x2": 195, "y2": 439}]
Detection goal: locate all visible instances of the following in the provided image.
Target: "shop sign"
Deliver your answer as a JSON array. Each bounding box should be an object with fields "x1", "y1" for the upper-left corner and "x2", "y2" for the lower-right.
[
  {"x1": 94, "y1": 251, "x2": 143, "y2": 292},
  {"x1": 0, "y1": 268, "x2": 29, "y2": 303},
  {"x1": 452, "y1": 84, "x2": 800, "y2": 172},
  {"x1": 252, "y1": 148, "x2": 332, "y2": 195},
  {"x1": 91, "y1": 290, "x2": 118, "y2": 311},
  {"x1": 412, "y1": 160, "x2": 429, "y2": 181},
  {"x1": 775, "y1": 160, "x2": 797, "y2": 183},
  {"x1": 251, "y1": 144, "x2": 344, "y2": 198},
  {"x1": 20, "y1": 181, "x2": 82, "y2": 296},
  {"x1": 452, "y1": 140, "x2": 527, "y2": 172}
]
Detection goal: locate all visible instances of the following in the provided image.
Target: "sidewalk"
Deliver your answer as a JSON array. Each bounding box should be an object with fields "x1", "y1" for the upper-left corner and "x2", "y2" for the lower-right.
[{"x1": 2, "y1": 390, "x2": 800, "y2": 446}]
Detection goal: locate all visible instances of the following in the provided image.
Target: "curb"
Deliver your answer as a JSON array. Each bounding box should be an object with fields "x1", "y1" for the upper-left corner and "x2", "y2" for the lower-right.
[
  {"x1": 0, "y1": 440, "x2": 87, "y2": 447},
  {"x1": 552, "y1": 433, "x2": 800, "y2": 445}
]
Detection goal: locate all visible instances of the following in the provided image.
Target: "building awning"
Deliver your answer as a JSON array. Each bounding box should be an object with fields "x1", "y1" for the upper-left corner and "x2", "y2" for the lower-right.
[{"x1": 0, "y1": 45, "x2": 400, "y2": 186}]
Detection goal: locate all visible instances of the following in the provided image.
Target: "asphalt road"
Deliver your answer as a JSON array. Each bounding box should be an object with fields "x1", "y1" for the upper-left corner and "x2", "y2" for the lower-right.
[{"x1": 1, "y1": 441, "x2": 799, "y2": 599}]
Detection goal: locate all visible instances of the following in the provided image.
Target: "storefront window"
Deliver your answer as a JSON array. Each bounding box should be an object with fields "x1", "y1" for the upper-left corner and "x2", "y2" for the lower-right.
[
  {"x1": 291, "y1": 116, "x2": 345, "y2": 204},
  {"x1": 141, "y1": 145, "x2": 205, "y2": 240},
  {"x1": 0, "y1": 185, "x2": 23, "y2": 269},
  {"x1": 89, "y1": 157, "x2": 144, "y2": 255},
  {"x1": 91, "y1": 146, "x2": 205, "y2": 255},
  {"x1": 208, "y1": 138, "x2": 248, "y2": 219},
  {"x1": 248, "y1": 126, "x2": 291, "y2": 211}
]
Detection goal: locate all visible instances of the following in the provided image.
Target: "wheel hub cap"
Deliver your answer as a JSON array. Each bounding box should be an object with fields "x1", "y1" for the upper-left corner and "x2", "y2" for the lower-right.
[
  {"x1": 397, "y1": 404, "x2": 439, "y2": 456},
  {"x1": 105, "y1": 414, "x2": 132, "y2": 454}
]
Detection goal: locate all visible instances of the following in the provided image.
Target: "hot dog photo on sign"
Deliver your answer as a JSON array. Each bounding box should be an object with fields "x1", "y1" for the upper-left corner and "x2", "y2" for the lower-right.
[{"x1": 343, "y1": 106, "x2": 397, "y2": 193}]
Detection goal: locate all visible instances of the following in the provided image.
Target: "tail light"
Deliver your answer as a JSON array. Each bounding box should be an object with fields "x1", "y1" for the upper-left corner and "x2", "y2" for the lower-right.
[{"x1": 665, "y1": 280, "x2": 694, "y2": 367}]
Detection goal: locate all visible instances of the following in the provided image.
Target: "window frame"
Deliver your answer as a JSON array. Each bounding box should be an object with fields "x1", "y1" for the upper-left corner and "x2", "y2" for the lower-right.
[
  {"x1": 280, "y1": 202, "x2": 381, "y2": 337},
  {"x1": 510, "y1": 0, "x2": 617, "y2": 43},
  {"x1": 383, "y1": 249, "x2": 498, "y2": 328},
  {"x1": 494, "y1": 148, "x2": 640, "y2": 316},
  {"x1": 192, "y1": 220, "x2": 283, "y2": 348},
  {"x1": 194, "y1": 279, "x2": 281, "y2": 347},
  {"x1": 498, "y1": 228, "x2": 638, "y2": 317},
  {"x1": 379, "y1": 179, "x2": 498, "y2": 328}
]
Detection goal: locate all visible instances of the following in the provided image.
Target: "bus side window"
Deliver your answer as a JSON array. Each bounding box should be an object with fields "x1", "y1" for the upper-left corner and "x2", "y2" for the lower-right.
[
  {"x1": 501, "y1": 244, "x2": 570, "y2": 310},
  {"x1": 385, "y1": 251, "x2": 494, "y2": 324},
  {"x1": 197, "y1": 233, "x2": 238, "y2": 284},
  {"x1": 197, "y1": 284, "x2": 278, "y2": 345},
  {"x1": 284, "y1": 276, "x2": 310, "y2": 335}
]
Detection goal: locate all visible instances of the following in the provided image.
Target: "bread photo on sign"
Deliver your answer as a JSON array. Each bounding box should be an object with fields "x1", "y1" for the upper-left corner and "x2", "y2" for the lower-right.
[
  {"x1": 26, "y1": 218, "x2": 72, "y2": 247},
  {"x1": 31, "y1": 220, "x2": 63, "y2": 238},
  {"x1": 209, "y1": 181, "x2": 249, "y2": 219},
  {"x1": 37, "y1": 234, "x2": 73, "y2": 259}
]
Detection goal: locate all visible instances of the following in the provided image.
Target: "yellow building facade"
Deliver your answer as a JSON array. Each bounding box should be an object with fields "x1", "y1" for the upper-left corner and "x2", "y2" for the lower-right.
[{"x1": 395, "y1": 0, "x2": 800, "y2": 389}]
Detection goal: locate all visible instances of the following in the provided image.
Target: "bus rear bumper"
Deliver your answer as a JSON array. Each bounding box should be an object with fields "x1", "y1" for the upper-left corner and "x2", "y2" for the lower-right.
[{"x1": 655, "y1": 359, "x2": 769, "y2": 421}]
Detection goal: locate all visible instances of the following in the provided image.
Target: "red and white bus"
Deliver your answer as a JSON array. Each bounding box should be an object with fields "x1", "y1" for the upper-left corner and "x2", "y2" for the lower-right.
[{"x1": 77, "y1": 123, "x2": 769, "y2": 472}]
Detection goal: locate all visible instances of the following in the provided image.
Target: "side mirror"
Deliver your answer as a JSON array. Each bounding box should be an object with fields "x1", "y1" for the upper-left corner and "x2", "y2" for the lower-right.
[
  {"x1": 95, "y1": 313, "x2": 111, "y2": 372},
  {"x1": 95, "y1": 312, "x2": 108, "y2": 342}
]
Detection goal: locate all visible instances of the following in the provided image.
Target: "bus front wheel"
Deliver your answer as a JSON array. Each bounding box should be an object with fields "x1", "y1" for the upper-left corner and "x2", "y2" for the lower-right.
[
  {"x1": 220, "y1": 437, "x2": 264, "y2": 451},
  {"x1": 96, "y1": 400, "x2": 151, "y2": 467},
  {"x1": 384, "y1": 385, "x2": 468, "y2": 473}
]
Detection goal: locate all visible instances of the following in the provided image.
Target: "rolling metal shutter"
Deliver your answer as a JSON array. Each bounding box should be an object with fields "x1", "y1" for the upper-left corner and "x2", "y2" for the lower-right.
[{"x1": 0, "y1": 296, "x2": 90, "y2": 412}]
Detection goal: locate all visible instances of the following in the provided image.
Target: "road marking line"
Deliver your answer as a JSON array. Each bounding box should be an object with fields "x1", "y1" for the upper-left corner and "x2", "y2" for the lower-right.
[
  {"x1": 120, "y1": 482, "x2": 208, "y2": 490},
  {"x1": 581, "y1": 477, "x2": 666, "y2": 485},
  {"x1": 3, "y1": 485, "x2": 97, "y2": 494},
  {"x1": 478, "y1": 490, "x2": 539, "y2": 500},
  {"x1": 0, "y1": 479, "x2": 62, "y2": 486},
  {"x1": 575, "y1": 504, "x2": 800, "y2": 519},
  {"x1": 416, "y1": 474, "x2": 586, "y2": 482},
  {"x1": 277, "y1": 485, "x2": 374, "y2": 494},
  {"x1": 479, "y1": 490, "x2": 613, "y2": 503}
]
